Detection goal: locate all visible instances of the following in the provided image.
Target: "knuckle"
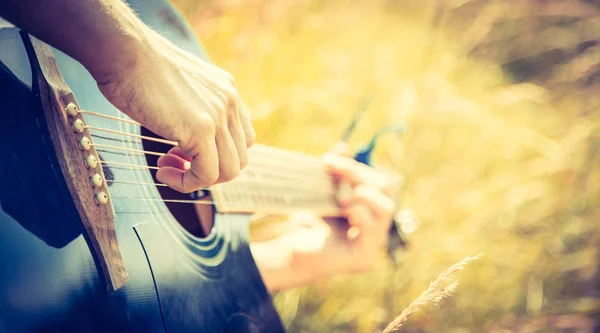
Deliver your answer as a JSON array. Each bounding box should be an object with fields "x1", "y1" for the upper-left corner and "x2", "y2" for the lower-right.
[
  {"x1": 220, "y1": 74, "x2": 238, "y2": 97},
  {"x1": 203, "y1": 170, "x2": 220, "y2": 186},
  {"x1": 197, "y1": 115, "x2": 216, "y2": 135},
  {"x1": 227, "y1": 93, "x2": 238, "y2": 109},
  {"x1": 177, "y1": 134, "x2": 198, "y2": 157},
  {"x1": 179, "y1": 181, "x2": 194, "y2": 194},
  {"x1": 238, "y1": 152, "x2": 248, "y2": 170},
  {"x1": 219, "y1": 168, "x2": 239, "y2": 183},
  {"x1": 227, "y1": 74, "x2": 237, "y2": 88},
  {"x1": 218, "y1": 69, "x2": 237, "y2": 88},
  {"x1": 226, "y1": 102, "x2": 239, "y2": 124},
  {"x1": 245, "y1": 128, "x2": 256, "y2": 147}
]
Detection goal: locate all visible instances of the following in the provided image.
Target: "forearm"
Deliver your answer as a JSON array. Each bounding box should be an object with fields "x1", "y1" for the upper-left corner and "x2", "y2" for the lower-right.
[{"x1": 0, "y1": 0, "x2": 147, "y2": 81}]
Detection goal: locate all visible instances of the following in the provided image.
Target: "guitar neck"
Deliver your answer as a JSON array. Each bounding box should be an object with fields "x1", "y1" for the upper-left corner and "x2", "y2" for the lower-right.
[{"x1": 209, "y1": 144, "x2": 341, "y2": 217}]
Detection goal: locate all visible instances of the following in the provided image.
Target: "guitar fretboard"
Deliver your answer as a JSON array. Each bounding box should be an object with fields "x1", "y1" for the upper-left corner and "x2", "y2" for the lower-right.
[{"x1": 210, "y1": 144, "x2": 341, "y2": 216}]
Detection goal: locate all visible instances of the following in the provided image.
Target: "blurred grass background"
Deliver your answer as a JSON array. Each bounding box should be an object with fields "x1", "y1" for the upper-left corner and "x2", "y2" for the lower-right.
[{"x1": 171, "y1": 0, "x2": 600, "y2": 332}]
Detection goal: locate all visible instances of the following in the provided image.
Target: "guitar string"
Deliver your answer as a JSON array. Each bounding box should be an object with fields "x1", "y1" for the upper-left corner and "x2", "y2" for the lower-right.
[
  {"x1": 102, "y1": 160, "x2": 160, "y2": 170},
  {"x1": 110, "y1": 196, "x2": 342, "y2": 216},
  {"x1": 105, "y1": 179, "x2": 336, "y2": 194},
  {"x1": 78, "y1": 109, "x2": 341, "y2": 209},
  {"x1": 102, "y1": 166, "x2": 336, "y2": 194},
  {"x1": 91, "y1": 140, "x2": 331, "y2": 170},
  {"x1": 91, "y1": 143, "x2": 165, "y2": 157},
  {"x1": 110, "y1": 197, "x2": 342, "y2": 215},
  {"x1": 80, "y1": 110, "x2": 141, "y2": 125},
  {"x1": 103, "y1": 173, "x2": 337, "y2": 195},
  {"x1": 95, "y1": 148, "x2": 339, "y2": 204},
  {"x1": 111, "y1": 196, "x2": 337, "y2": 204},
  {"x1": 79, "y1": 108, "x2": 330, "y2": 167},
  {"x1": 107, "y1": 179, "x2": 168, "y2": 187},
  {"x1": 84, "y1": 125, "x2": 178, "y2": 146},
  {"x1": 90, "y1": 140, "x2": 334, "y2": 175},
  {"x1": 82, "y1": 115, "x2": 338, "y2": 184},
  {"x1": 99, "y1": 159, "x2": 334, "y2": 190}
]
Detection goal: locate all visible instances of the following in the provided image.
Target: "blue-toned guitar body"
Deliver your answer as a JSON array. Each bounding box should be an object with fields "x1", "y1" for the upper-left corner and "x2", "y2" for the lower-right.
[{"x1": 0, "y1": 1, "x2": 284, "y2": 332}]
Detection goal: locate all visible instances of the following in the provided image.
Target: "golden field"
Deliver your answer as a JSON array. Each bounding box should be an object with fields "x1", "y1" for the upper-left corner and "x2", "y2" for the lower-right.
[{"x1": 172, "y1": 1, "x2": 600, "y2": 332}]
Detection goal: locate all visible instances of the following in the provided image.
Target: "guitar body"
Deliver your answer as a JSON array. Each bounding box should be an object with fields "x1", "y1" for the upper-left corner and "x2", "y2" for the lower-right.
[{"x1": 0, "y1": 1, "x2": 284, "y2": 332}]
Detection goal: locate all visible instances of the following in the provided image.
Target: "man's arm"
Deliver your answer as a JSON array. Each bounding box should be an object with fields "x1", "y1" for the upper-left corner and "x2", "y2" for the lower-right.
[
  {"x1": 0, "y1": 1, "x2": 255, "y2": 192},
  {"x1": 0, "y1": 0, "x2": 146, "y2": 82}
]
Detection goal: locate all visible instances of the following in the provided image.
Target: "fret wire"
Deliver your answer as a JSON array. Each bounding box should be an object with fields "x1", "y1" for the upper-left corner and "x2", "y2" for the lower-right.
[
  {"x1": 242, "y1": 164, "x2": 334, "y2": 184},
  {"x1": 250, "y1": 144, "x2": 323, "y2": 165}
]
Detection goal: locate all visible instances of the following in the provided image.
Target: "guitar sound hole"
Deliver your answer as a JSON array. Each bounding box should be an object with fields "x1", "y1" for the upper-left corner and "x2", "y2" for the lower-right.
[{"x1": 140, "y1": 127, "x2": 211, "y2": 238}]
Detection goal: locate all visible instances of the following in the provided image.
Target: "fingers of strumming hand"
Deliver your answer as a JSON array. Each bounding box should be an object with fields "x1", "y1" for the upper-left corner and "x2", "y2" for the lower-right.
[
  {"x1": 227, "y1": 100, "x2": 249, "y2": 169},
  {"x1": 157, "y1": 153, "x2": 190, "y2": 170},
  {"x1": 215, "y1": 125, "x2": 240, "y2": 183},
  {"x1": 237, "y1": 99, "x2": 256, "y2": 148},
  {"x1": 157, "y1": 136, "x2": 220, "y2": 193}
]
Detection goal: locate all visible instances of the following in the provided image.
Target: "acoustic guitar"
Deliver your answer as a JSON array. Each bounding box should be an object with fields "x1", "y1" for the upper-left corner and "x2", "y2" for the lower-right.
[{"x1": 0, "y1": 1, "x2": 402, "y2": 332}]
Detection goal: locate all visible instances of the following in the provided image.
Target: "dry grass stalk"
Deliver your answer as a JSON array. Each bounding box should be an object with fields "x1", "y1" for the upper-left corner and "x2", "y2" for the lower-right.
[{"x1": 382, "y1": 254, "x2": 483, "y2": 333}]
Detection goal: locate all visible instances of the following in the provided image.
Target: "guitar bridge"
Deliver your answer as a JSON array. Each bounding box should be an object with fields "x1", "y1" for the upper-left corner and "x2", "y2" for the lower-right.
[{"x1": 21, "y1": 32, "x2": 128, "y2": 293}]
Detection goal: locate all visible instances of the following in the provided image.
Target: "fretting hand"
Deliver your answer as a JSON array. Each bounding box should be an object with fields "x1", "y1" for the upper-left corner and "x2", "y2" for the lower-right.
[
  {"x1": 252, "y1": 153, "x2": 401, "y2": 291},
  {"x1": 320, "y1": 153, "x2": 399, "y2": 273}
]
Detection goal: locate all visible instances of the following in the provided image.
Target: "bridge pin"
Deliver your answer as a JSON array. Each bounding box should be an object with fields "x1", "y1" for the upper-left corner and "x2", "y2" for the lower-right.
[
  {"x1": 79, "y1": 137, "x2": 92, "y2": 150},
  {"x1": 95, "y1": 192, "x2": 109, "y2": 205},
  {"x1": 85, "y1": 155, "x2": 98, "y2": 169},
  {"x1": 72, "y1": 119, "x2": 85, "y2": 133},
  {"x1": 65, "y1": 103, "x2": 78, "y2": 117},
  {"x1": 90, "y1": 174, "x2": 103, "y2": 188}
]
